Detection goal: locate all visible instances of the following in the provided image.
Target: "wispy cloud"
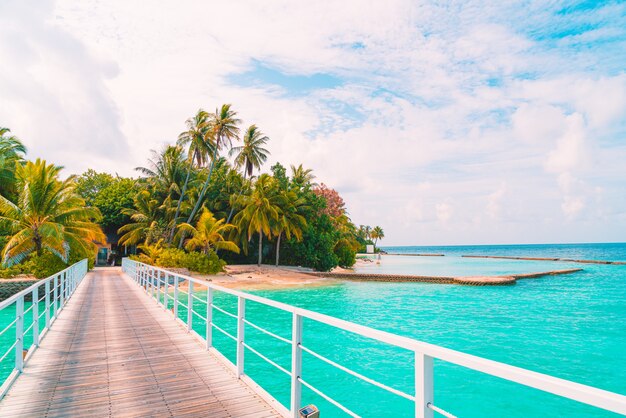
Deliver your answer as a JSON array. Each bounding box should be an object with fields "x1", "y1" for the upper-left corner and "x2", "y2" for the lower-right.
[{"x1": 1, "y1": 0, "x2": 625, "y2": 244}]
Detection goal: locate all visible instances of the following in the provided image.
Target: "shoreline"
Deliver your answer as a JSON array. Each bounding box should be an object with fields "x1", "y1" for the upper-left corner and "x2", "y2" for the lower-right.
[
  {"x1": 189, "y1": 264, "x2": 338, "y2": 291},
  {"x1": 180, "y1": 261, "x2": 584, "y2": 289}
]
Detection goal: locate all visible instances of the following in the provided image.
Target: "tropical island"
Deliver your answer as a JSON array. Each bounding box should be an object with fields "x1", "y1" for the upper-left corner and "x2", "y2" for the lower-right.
[{"x1": 0, "y1": 107, "x2": 385, "y2": 283}]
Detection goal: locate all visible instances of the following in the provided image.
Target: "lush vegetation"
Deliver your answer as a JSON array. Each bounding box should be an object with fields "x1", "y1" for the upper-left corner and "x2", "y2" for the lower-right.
[
  {"x1": 356, "y1": 224, "x2": 385, "y2": 252},
  {"x1": 112, "y1": 105, "x2": 367, "y2": 272},
  {"x1": 1, "y1": 105, "x2": 382, "y2": 277},
  {"x1": 0, "y1": 128, "x2": 104, "y2": 278}
]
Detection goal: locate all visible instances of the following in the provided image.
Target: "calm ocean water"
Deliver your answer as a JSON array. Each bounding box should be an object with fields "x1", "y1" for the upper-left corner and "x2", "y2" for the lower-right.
[{"x1": 1, "y1": 242, "x2": 624, "y2": 417}]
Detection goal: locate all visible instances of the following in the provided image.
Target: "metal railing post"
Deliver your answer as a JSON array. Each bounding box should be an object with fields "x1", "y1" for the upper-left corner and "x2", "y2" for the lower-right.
[
  {"x1": 147, "y1": 267, "x2": 151, "y2": 295},
  {"x1": 65, "y1": 270, "x2": 70, "y2": 299},
  {"x1": 173, "y1": 276, "x2": 179, "y2": 319},
  {"x1": 236, "y1": 296, "x2": 246, "y2": 377},
  {"x1": 53, "y1": 275, "x2": 58, "y2": 318},
  {"x1": 156, "y1": 271, "x2": 161, "y2": 305},
  {"x1": 164, "y1": 273, "x2": 169, "y2": 309},
  {"x1": 206, "y1": 288, "x2": 213, "y2": 350},
  {"x1": 45, "y1": 280, "x2": 50, "y2": 329},
  {"x1": 290, "y1": 313, "x2": 303, "y2": 416},
  {"x1": 415, "y1": 352, "x2": 434, "y2": 418},
  {"x1": 32, "y1": 288, "x2": 39, "y2": 347},
  {"x1": 15, "y1": 296, "x2": 24, "y2": 372},
  {"x1": 60, "y1": 272, "x2": 66, "y2": 307},
  {"x1": 187, "y1": 281, "x2": 193, "y2": 331}
]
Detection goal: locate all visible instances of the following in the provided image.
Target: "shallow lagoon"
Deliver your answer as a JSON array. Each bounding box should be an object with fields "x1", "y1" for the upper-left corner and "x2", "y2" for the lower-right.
[{"x1": 1, "y1": 243, "x2": 625, "y2": 417}]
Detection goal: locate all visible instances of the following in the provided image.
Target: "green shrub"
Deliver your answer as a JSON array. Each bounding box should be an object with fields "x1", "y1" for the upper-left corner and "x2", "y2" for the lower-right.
[
  {"x1": 8, "y1": 253, "x2": 68, "y2": 279},
  {"x1": 155, "y1": 248, "x2": 225, "y2": 275},
  {"x1": 0, "y1": 252, "x2": 93, "y2": 279},
  {"x1": 334, "y1": 239, "x2": 356, "y2": 268}
]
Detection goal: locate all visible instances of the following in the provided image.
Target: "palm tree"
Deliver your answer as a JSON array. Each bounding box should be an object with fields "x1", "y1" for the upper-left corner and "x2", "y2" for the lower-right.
[
  {"x1": 176, "y1": 208, "x2": 239, "y2": 255},
  {"x1": 136, "y1": 146, "x2": 189, "y2": 238},
  {"x1": 363, "y1": 225, "x2": 372, "y2": 241},
  {"x1": 233, "y1": 174, "x2": 281, "y2": 266},
  {"x1": 291, "y1": 164, "x2": 317, "y2": 189},
  {"x1": 274, "y1": 190, "x2": 307, "y2": 266},
  {"x1": 0, "y1": 127, "x2": 26, "y2": 199},
  {"x1": 171, "y1": 110, "x2": 213, "y2": 241},
  {"x1": 371, "y1": 226, "x2": 385, "y2": 247},
  {"x1": 118, "y1": 190, "x2": 164, "y2": 246},
  {"x1": 185, "y1": 104, "x2": 240, "y2": 228},
  {"x1": 0, "y1": 159, "x2": 105, "y2": 267},
  {"x1": 226, "y1": 125, "x2": 270, "y2": 223}
]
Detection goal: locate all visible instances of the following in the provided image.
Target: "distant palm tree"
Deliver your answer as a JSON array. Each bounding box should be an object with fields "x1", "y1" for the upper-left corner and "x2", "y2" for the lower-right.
[
  {"x1": 0, "y1": 127, "x2": 26, "y2": 199},
  {"x1": 274, "y1": 190, "x2": 307, "y2": 266},
  {"x1": 363, "y1": 225, "x2": 372, "y2": 241},
  {"x1": 171, "y1": 109, "x2": 213, "y2": 241},
  {"x1": 290, "y1": 164, "x2": 317, "y2": 188},
  {"x1": 0, "y1": 159, "x2": 105, "y2": 267},
  {"x1": 136, "y1": 145, "x2": 189, "y2": 237},
  {"x1": 118, "y1": 190, "x2": 164, "y2": 246},
  {"x1": 233, "y1": 174, "x2": 281, "y2": 266},
  {"x1": 176, "y1": 208, "x2": 239, "y2": 255},
  {"x1": 226, "y1": 125, "x2": 270, "y2": 223},
  {"x1": 371, "y1": 226, "x2": 385, "y2": 247},
  {"x1": 185, "y1": 104, "x2": 241, "y2": 228}
]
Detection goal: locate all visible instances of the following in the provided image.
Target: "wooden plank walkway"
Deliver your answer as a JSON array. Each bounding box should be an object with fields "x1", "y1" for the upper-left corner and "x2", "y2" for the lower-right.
[{"x1": 0, "y1": 267, "x2": 282, "y2": 417}]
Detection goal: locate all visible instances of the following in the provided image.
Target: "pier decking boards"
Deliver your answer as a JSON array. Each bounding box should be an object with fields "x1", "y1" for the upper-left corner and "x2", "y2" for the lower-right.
[{"x1": 0, "y1": 268, "x2": 281, "y2": 418}]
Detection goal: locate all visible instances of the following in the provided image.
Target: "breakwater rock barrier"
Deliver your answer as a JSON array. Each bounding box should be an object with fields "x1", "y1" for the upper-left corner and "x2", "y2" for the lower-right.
[
  {"x1": 462, "y1": 255, "x2": 626, "y2": 265},
  {"x1": 311, "y1": 268, "x2": 582, "y2": 286}
]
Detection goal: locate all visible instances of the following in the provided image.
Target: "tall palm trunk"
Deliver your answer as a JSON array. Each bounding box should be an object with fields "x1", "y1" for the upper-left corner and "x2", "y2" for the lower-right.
[
  {"x1": 226, "y1": 171, "x2": 247, "y2": 224},
  {"x1": 34, "y1": 231, "x2": 42, "y2": 256},
  {"x1": 168, "y1": 159, "x2": 193, "y2": 243},
  {"x1": 179, "y1": 137, "x2": 220, "y2": 248},
  {"x1": 275, "y1": 231, "x2": 282, "y2": 266},
  {"x1": 258, "y1": 230, "x2": 263, "y2": 266}
]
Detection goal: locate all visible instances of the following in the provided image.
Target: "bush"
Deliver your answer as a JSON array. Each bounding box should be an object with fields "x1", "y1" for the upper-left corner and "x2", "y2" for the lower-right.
[
  {"x1": 0, "y1": 253, "x2": 68, "y2": 279},
  {"x1": 0, "y1": 251, "x2": 94, "y2": 279},
  {"x1": 334, "y1": 239, "x2": 356, "y2": 268},
  {"x1": 146, "y1": 248, "x2": 225, "y2": 275}
]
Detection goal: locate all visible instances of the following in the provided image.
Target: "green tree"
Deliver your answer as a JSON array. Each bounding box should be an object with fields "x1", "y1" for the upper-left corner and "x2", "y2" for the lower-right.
[
  {"x1": 233, "y1": 174, "x2": 281, "y2": 266},
  {"x1": 0, "y1": 127, "x2": 26, "y2": 200},
  {"x1": 172, "y1": 109, "x2": 213, "y2": 241},
  {"x1": 371, "y1": 226, "x2": 385, "y2": 247},
  {"x1": 75, "y1": 169, "x2": 114, "y2": 203},
  {"x1": 136, "y1": 145, "x2": 190, "y2": 238},
  {"x1": 274, "y1": 190, "x2": 307, "y2": 266},
  {"x1": 177, "y1": 208, "x2": 239, "y2": 255},
  {"x1": 75, "y1": 171, "x2": 136, "y2": 234},
  {"x1": 0, "y1": 159, "x2": 105, "y2": 267},
  {"x1": 92, "y1": 177, "x2": 136, "y2": 233},
  {"x1": 117, "y1": 190, "x2": 164, "y2": 246},
  {"x1": 186, "y1": 104, "x2": 240, "y2": 227},
  {"x1": 226, "y1": 124, "x2": 270, "y2": 223},
  {"x1": 291, "y1": 164, "x2": 316, "y2": 189}
]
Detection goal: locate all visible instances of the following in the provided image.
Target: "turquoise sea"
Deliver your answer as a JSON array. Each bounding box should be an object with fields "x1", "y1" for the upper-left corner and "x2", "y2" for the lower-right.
[{"x1": 1, "y1": 243, "x2": 625, "y2": 417}]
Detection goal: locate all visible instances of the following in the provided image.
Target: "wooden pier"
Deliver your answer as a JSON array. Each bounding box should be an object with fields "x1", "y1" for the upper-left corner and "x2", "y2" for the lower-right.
[{"x1": 0, "y1": 268, "x2": 281, "y2": 417}]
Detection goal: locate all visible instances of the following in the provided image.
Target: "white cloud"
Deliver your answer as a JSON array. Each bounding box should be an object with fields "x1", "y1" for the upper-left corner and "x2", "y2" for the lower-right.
[
  {"x1": 435, "y1": 202, "x2": 454, "y2": 224},
  {"x1": 544, "y1": 113, "x2": 590, "y2": 174},
  {"x1": 1, "y1": 0, "x2": 625, "y2": 244}
]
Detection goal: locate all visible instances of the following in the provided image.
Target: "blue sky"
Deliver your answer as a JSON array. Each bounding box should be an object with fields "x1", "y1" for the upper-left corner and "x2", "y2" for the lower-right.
[{"x1": 1, "y1": 0, "x2": 625, "y2": 245}]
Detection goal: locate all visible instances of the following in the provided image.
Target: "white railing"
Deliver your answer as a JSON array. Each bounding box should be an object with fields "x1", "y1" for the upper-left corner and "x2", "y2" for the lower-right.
[
  {"x1": 122, "y1": 259, "x2": 626, "y2": 417},
  {"x1": 0, "y1": 259, "x2": 88, "y2": 399}
]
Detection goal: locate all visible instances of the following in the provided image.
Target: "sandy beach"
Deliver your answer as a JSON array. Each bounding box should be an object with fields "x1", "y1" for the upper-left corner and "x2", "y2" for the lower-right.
[{"x1": 189, "y1": 264, "x2": 339, "y2": 290}]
